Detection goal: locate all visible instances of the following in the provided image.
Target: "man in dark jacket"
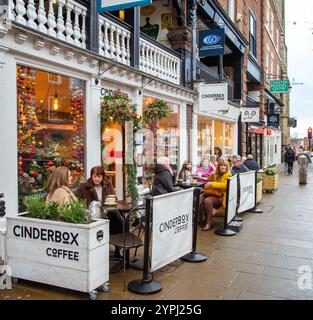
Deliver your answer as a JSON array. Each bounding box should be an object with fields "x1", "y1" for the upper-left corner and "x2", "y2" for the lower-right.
[
  {"x1": 151, "y1": 157, "x2": 181, "y2": 196},
  {"x1": 244, "y1": 154, "x2": 260, "y2": 171},
  {"x1": 285, "y1": 146, "x2": 296, "y2": 175},
  {"x1": 231, "y1": 155, "x2": 249, "y2": 175}
]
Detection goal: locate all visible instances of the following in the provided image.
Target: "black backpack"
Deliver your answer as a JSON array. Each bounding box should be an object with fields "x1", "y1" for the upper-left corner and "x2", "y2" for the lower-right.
[{"x1": 285, "y1": 150, "x2": 294, "y2": 161}]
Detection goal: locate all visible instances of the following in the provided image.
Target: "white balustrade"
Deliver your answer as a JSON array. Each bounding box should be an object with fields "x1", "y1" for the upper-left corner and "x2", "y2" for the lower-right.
[
  {"x1": 99, "y1": 15, "x2": 131, "y2": 66},
  {"x1": 37, "y1": 0, "x2": 47, "y2": 34},
  {"x1": 56, "y1": 0, "x2": 66, "y2": 41},
  {"x1": 139, "y1": 38, "x2": 181, "y2": 85},
  {"x1": 11, "y1": 0, "x2": 87, "y2": 49}
]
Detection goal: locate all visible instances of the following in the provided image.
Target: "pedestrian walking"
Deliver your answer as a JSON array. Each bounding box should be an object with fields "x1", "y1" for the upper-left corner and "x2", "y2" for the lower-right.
[
  {"x1": 284, "y1": 147, "x2": 296, "y2": 175},
  {"x1": 282, "y1": 147, "x2": 289, "y2": 174}
]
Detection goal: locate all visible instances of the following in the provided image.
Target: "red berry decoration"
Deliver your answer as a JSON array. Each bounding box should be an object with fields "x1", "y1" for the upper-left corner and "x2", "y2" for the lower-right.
[{"x1": 33, "y1": 171, "x2": 38, "y2": 178}]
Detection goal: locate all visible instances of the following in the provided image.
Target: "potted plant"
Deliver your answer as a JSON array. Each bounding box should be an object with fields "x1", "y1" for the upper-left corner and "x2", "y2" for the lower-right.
[
  {"x1": 6, "y1": 196, "x2": 110, "y2": 300},
  {"x1": 261, "y1": 165, "x2": 278, "y2": 192}
]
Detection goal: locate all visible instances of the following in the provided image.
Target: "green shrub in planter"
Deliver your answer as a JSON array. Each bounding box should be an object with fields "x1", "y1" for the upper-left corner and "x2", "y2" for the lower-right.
[
  {"x1": 23, "y1": 196, "x2": 88, "y2": 224},
  {"x1": 58, "y1": 199, "x2": 88, "y2": 224},
  {"x1": 23, "y1": 195, "x2": 50, "y2": 219},
  {"x1": 264, "y1": 165, "x2": 277, "y2": 176}
]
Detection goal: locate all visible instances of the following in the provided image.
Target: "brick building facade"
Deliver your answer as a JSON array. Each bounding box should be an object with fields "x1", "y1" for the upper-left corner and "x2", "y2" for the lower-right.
[{"x1": 216, "y1": 0, "x2": 289, "y2": 166}]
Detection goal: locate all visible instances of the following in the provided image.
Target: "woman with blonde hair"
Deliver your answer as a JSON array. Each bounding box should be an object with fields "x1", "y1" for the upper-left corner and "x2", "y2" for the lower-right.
[
  {"x1": 46, "y1": 166, "x2": 76, "y2": 204},
  {"x1": 201, "y1": 159, "x2": 232, "y2": 231}
]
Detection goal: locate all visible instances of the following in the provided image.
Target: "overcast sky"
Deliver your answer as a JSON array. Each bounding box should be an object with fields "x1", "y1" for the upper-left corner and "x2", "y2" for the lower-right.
[{"x1": 285, "y1": 0, "x2": 313, "y2": 138}]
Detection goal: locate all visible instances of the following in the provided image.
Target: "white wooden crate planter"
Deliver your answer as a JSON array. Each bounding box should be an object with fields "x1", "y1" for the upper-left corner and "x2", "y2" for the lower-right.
[{"x1": 6, "y1": 215, "x2": 110, "y2": 300}]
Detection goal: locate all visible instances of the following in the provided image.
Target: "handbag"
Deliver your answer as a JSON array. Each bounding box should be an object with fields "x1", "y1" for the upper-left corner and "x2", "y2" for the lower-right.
[{"x1": 203, "y1": 183, "x2": 222, "y2": 197}]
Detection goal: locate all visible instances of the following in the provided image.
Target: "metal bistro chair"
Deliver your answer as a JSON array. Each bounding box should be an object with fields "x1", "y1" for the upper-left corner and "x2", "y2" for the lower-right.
[{"x1": 109, "y1": 204, "x2": 145, "y2": 291}]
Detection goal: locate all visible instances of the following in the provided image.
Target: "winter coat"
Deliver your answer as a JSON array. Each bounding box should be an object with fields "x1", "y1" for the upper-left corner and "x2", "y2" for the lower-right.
[
  {"x1": 231, "y1": 164, "x2": 249, "y2": 176},
  {"x1": 206, "y1": 171, "x2": 233, "y2": 209},
  {"x1": 195, "y1": 165, "x2": 214, "y2": 178},
  {"x1": 244, "y1": 159, "x2": 260, "y2": 171},
  {"x1": 151, "y1": 164, "x2": 181, "y2": 196},
  {"x1": 75, "y1": 177, "x2": 114, "y2": 206},
  {"x1": 46, "y1": 186, "x2": 76, "y2": 204},
  {"x1": 178, "y1": 169, "x2": 192, "y2": 181},
  {"x1": 284, "y1": 149, "x2": 296, "y2": 163}
]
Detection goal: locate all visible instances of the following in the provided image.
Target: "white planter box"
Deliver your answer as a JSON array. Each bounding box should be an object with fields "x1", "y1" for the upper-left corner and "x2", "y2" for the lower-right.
[{"x1": 6, "y1": 215, "x2": 110, "y2": 298}]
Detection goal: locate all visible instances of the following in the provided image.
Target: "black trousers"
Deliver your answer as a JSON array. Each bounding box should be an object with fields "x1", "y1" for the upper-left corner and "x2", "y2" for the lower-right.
[{"x1": 287, "y1": 161, "x2": 294, "y2": 174}]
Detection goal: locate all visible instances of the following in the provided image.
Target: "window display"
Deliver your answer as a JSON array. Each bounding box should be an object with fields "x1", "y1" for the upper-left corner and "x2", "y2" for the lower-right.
[
  {"x1": 197, "y1": 116, "x2": 213, "y2": 164},
  {"x1": 224, "y1": 122, "x2": 234, "y2": 160},
  {"x1": 141, "y1": 96, "x2": 179, "y2": 188},
  {"x1": 197, "y1": 118, "x2": 235, "y2": 163},
  {"x1": 17, "y1": 65, "x2": 85, "y2": 212}
]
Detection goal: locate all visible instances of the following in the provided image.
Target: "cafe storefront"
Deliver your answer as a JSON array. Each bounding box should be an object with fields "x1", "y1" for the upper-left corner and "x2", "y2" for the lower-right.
[{"x1": 193, "y1": 82, "x2": 240, "y2": 167}]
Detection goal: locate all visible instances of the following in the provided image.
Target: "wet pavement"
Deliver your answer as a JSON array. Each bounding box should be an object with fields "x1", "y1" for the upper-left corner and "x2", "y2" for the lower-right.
[{"x1": 2, "y1": 164, "x2": 313, "y2": 300}]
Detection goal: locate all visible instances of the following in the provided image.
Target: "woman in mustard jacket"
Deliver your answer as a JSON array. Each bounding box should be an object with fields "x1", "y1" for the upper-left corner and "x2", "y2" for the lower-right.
[{"x1": 201, "y1": 160, "x2": 232, "y2": 231}]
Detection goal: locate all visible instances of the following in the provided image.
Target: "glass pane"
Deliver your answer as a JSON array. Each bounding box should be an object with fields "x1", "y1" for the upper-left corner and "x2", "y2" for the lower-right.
[
  {"x1": 141, "y1": 96, "x2": 179, "y2": 188},
  {"x1": 215, "y1": 120, "x2": 224, "y2": 158},
  {"x1": 197, "y1": 116, "x2": 213, "y2": 164},
  {"x1": 17, "y1": 65, "x2": 85, "y2": 212},
  {"x1": 224, "y1": 122, "x2": 234, "y2": 160}
]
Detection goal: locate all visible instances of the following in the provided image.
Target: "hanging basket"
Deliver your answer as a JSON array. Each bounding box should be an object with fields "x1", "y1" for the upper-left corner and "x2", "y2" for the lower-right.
[
  {"x1": 143, "y1": 100, "x2": 172, "y2": 126},
  {"x1": 100, "y1": 90, "x2": 141, "y2": 130}
]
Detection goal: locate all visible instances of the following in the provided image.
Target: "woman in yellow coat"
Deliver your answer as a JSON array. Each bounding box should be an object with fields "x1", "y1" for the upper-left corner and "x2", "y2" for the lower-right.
[{"x1": 201, "y1": 159, "x2": 232, "y2": 231}]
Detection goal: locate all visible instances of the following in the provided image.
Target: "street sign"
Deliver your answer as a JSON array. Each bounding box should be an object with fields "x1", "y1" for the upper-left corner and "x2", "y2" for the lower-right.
[
  {"x1": 267, "y1": 114, "x2": 280, "y2": 128},
  {"x1": 270, "y1": 80, "x2": 289, "y2": 93},
  {"x1": 98, "y1": 0, "x2": 152, "y2": 12},
  {"x1": 199, "y1": 28, "x2": 225, "y2": 57},
  {"x1": 241, "y1": 107, "x2": 259, "y2": 123},
  {"x1": 288, "y1": 118, "x2": 297, "y2": 128}
]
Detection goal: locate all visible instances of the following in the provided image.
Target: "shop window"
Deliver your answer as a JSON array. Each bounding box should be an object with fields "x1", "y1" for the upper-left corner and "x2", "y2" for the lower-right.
[
  {"x1": 141, "y1": 96, "x2": 179, "y2": 188},
  {"x1": 224, "y1": 122, "x2": 234, "y2": 160},
  {"x1": 17, "y1": 65, "x2": 85, "y2": 212},
  {"x1": 214, "y1": 120, "x2": 224, "y2": 157},
  {"x1": 197, "y1": 117, "x2": 213, "y2": 164}
]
